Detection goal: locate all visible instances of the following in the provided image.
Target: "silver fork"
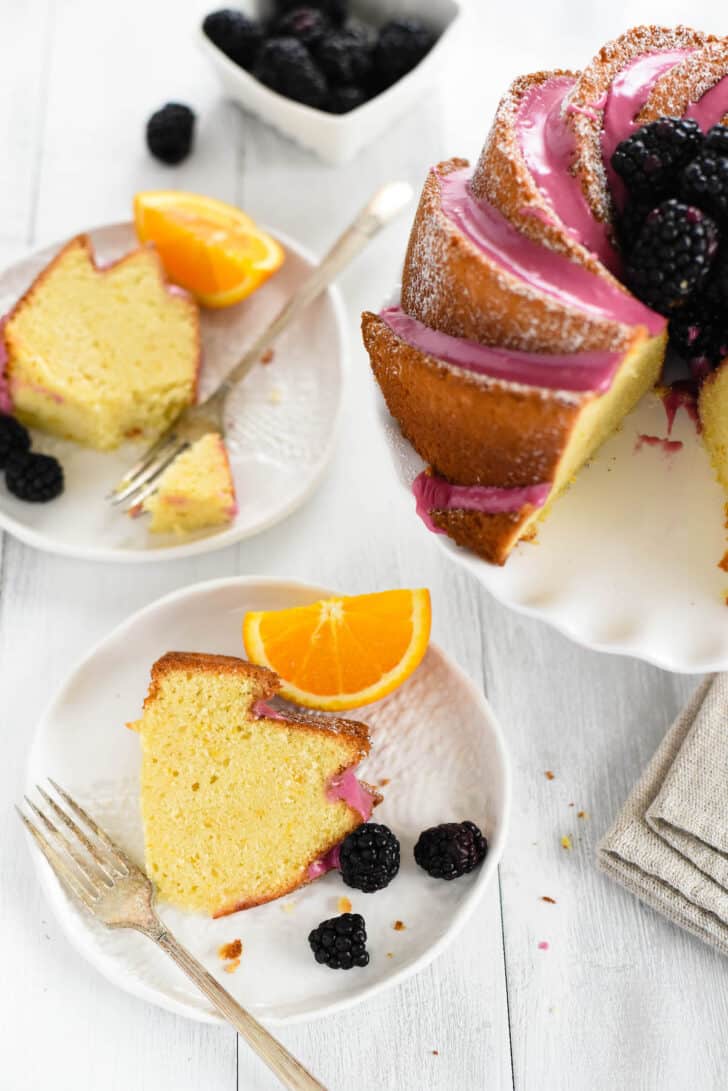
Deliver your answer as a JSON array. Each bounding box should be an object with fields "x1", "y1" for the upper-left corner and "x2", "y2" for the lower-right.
[
  {"x1": 18, "y1": 780, "x2": 328, "y2": 1091},
  {"x1": 108, "y1": 180, "x2": 413, "y2": 513}
]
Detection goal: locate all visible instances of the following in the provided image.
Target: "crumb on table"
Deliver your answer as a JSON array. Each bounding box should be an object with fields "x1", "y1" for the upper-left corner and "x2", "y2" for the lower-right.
[
  {"x1": 561, "y1": 835, "x2": 572, "y2": 851},
  {"x1": 393, "y1": 920, "x2": 406, "y2": 931},
  {"x1": 545, "y1": 770, "x2": 555, "y2": 780},
  {"x1": 260, "y1": 348, "x2": 274, "y2": 364},
  {"x1": 218, "y1": 939, "x2": 242, "y2": 961},
  {"x1": 379, "y1": 777, "x2": 390, "y2": 787},
  {"x1": 541, "y1": 895, "x2": 557, "y2": 904},
  {"x1": 338, "y1": 896, "x2": 352, "y2": 913},
  {"x1": 223, "y1": 958, "x2": 241, "y2": 974},
  {"x1": 577, "y1": 810, "x2": 588, "y2": 819}
]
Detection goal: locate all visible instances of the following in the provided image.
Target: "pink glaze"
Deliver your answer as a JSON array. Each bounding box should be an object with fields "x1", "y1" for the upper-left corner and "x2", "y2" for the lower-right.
[
  {"x1": 307, "y1": 843, "x2": 341, "y2": 880},
  {"x1": 252, "y1": 699, "x2": 288, "y2": 721},
  {"x1": 601, "y1": 49, "x2": 694, "y2": 208},
  {"x1": 538, "y1": 941, "x2": 550, "y2": 951},
  {"x1": 634, "y1": 433, "x2": 683, "y2": 454},
  {"x1": 413, "y1": 470, "x2": 550, "y2": 532},
  {"x1": 326, "y1": 767, "x2": 375, "y2": 822},
  {"x1": 439, "y1": 171, "x2": 663, "y2": 337},
  {"x1": 380, "y1": 305, "x2": 627, "y2": 394},
  {"x1": 516, "y1": 76, "x2": 618, "y2": 271},
  {"x1": 161, "y1": 492, "x2": 189, "y2": 507},
  {"x1": 686, "y1": 73, "x2": 728, "y2": 129}
]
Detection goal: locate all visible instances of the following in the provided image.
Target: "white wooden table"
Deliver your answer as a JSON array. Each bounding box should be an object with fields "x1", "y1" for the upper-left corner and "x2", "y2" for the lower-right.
[{"x1": 2, "y1": 1, "x2": 726, "y2": 1087}]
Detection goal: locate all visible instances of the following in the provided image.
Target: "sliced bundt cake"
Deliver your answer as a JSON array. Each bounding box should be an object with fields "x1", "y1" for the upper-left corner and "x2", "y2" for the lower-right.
[
  {"x1": 128, "y1": 652, "x2": 380, "y2": 916},
  {"x1": 363, "y1": 24, "x2": 728, "y2": 566},
  {"x1": 3, "y1": 235, "x2": 199, "y2": 450},
  {"x1": 141, "y1": 433, "x2": 237, "y2": 534}
]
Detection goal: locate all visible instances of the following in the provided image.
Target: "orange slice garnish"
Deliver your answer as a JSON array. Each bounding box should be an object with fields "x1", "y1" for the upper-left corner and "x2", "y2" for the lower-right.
[
  {"x1": 133, "y1": 191, "x2": 284, "y2": 308},
  {"x1": 242, "y1": 589, "x2": 432, "y2": 711}
]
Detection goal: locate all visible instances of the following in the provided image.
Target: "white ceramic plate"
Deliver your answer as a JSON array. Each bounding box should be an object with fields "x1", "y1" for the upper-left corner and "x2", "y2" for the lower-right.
[
  {"x1": 25, "y1": 576, "x2": 510, "y2": 1025},
  {"x1": 376, "y1": 388, "x2": 728, "y2": 674},
  {"x1": 0, "y1": 224, "x2": 346, "y2": 563}
]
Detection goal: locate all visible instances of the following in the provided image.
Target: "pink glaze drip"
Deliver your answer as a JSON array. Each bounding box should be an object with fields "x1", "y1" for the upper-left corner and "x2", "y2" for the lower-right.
[
  {"x1": 326, "y1": 767, "x2": 374, "y2": 822},
  {"x1": 516, "y1": 76, "x2": 618, "y2": 271},
  {"x1": 307, "y1": 843, "x2": 341, "y2": 880},
  {"x1": 439, "y1": 171, "x2": 663, "y2": 337},
  {"x1": 252, "y1": 699, "x2": 288, "y2": 721},
  {"x1": 413, "y1": 471, "x2": 550, "y2": 532},
  {"x1": 634, "y1": 433, "x2": 683, "y2": 455},
  {"x1": 601, "y1": 49, "x2": 694, "y2": 208},
  {"x1": 662, "y1": 383, "x2": 701, "y2": 436},
  {"x1": 685, "y1": 73, "x2": 728, "y2": 129},
  {"x1": 380, "y1": 305, "x2": 626, "y2": 394}
]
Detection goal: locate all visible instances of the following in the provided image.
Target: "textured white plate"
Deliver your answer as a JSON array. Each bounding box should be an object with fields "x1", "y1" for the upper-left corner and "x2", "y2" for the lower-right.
[
  {"x1": 375, "y1": 387, "x2": 728, "y2": 674},
  {"x1": 0, "y1": 223, "x2": 346, "y2": 563},
  {"x1": 25, "y1": 576, "x2": 510, "y2": 1025}
]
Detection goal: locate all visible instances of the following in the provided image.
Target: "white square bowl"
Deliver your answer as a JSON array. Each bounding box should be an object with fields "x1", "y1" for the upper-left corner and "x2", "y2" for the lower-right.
[{"x1": 198, "y1": 0, "x2": 463, "y2": 164}]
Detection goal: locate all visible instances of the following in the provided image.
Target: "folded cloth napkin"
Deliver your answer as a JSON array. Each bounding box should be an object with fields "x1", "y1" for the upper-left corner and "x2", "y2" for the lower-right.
[{"x1": 597, "y1": 673, "x2": 728, "y2": 954}]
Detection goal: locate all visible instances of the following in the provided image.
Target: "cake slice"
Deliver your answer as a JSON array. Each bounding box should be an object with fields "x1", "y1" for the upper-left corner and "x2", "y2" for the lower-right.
[
  {"x1": 3, "y1": 235, "x2": 200, "y2": 450},
  {"x1": 363, "y1": 308, "x2": 666, "y2": 564},
  {"x1": 141, "y1": 433, "x2": 237, "y2": 534},
  {"x1": 128, "y1": 652, "x2": 380, "y2": 916},
  {"x1": 698, "y1": 363, "x2": 728, "y2": 493}
]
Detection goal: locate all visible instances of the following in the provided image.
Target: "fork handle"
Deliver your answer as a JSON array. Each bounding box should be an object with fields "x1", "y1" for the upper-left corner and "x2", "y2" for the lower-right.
[
  {"x1": 216, "y1": 180, "x2": 413, "y2": 398},
  {"x1": 155, "y1": 930, "x2": 327, "y2": 1090}
]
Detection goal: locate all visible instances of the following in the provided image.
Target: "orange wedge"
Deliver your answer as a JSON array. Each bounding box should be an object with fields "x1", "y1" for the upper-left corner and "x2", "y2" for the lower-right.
[
  {"x1": 242, "y1": 589, "x2": 432, "y2": 711},
  {"x1": 133, "y1": 191, "x2": 284, "y2": 308}
]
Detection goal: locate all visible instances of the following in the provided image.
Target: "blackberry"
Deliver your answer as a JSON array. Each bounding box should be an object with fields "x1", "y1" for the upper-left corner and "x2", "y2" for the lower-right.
[
  {"x1": 339, "y1": 823, "x2": 400, "y2": 892},
  {"x1": 326, "y1": 84, "x2": 367, "y2": 114},
  {"x1": 0, "y1": 414, "x2": 30, "y2": 468},
  {"x1": 146, "y1": 103, "x2": 196, "y2": 165},
  {"x1": 373, "y1": 18, "x2": 436, "y2": 88},
  {"x1": 615, "y1": 199, "x2": 652, "y2": 254},
  {"x1": 253, "y1": 38, "x2": 328, "y2": 108},
  {"x1": 414, "y1": 821, "x2": 487, "y2": 880},
  {"x1": 625, "y1": 199, "x2": 719, "y2": 314},
  {"x1": 315, "y1": 26, "x2": 372, "y2": 85},
  {"x1": 308, "y1": 913, "x2": 369, "y2": 969},
  {"x1": 202, "y1": 9, "x2": 263, "y2": 69},
  {"x1": 5, "y1": 450, "x2": 64, "y2": 502},
  {"x1": 682, "y1": 151, "x2": 728, "y2": 221},
  {"x1": 274, "y1": 0, "x2": 348, "y2": 26},
  {"x1": 272, "y1": 7, "x2": 329, "y2": 48},
  {"x1": 669, "y1": 295, "x2": 728, "y2": 371},
  {"x1": 704, "y1": 124, "x2": 728, "y2": 157},
  {"x1": 611, "y1": 117, "x2": 703, "y2": 200}
]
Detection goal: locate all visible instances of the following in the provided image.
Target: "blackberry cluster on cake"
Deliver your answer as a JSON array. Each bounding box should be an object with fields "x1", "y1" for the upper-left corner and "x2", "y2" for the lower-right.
[
  {"x1": 613, "y1": 119, "x2": 728, "y2": 380},
  {"x1": 202, "y1": 4, "x2": 436, "y2": 114}
]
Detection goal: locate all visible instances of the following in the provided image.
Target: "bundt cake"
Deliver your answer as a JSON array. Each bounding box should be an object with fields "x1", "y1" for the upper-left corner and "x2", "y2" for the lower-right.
[
  {"x1": 2, "y1": 235, "x2": 199, "y2": 451},
  {"x1": 363, "y1": 25, "x2": 728, "y2": 565},
  {"x1": 140, "y1": 432, "x2": 237, "y2": 534},
  {"x1": 129, "y1": 652, "x2": 380, "y2": 916}
]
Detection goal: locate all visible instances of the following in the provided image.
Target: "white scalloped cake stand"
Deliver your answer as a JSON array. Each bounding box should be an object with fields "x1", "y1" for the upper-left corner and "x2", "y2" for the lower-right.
[
  {"x1": 375, "y1": 385, "x2": 728, "y2": 674},
  {"x1": 25, "y1": 577, "x2": 510, "y2": 1024},
  {"x1": 0, "y1": 224, "x2": 346, "y2": 562}
]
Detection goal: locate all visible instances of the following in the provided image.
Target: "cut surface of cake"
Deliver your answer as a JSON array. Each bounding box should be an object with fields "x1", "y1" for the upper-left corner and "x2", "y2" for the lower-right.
[
  {"x1": 128, "y1": 652, "x2": 380, "y2": 916},
  {"x1": 3, "y1": 234, "x2": 199, "y2": 450},
  {"x1": 362, "y1": 24, "x2": 728, "y2": 566},
  {"x1": 141, "y1": 433, "x2": 237, "y2": 534}
]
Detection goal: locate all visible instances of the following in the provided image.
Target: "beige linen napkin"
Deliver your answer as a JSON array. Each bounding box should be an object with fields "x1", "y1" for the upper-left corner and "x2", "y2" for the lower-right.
[{"x1": 597, "y1": 673, "x2": 728, "y2": 954}]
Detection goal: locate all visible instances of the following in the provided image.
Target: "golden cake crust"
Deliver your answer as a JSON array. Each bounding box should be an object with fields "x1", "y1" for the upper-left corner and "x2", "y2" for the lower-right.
[
  {"x1": 363, "y1": 309, "x2": 590, "y2": 490},
  {"x1": 636, "y1": 39, "x2": 728, "y2": 124},
  {"x1": 470, "y1": 70, "x2": 611, "y2": 275},
  {"x1": 565, "y1": 25, "x2": 712, "y2": 228},
  {"x1": 400, "y1": 159, "x2": 636, "y2": 353}
]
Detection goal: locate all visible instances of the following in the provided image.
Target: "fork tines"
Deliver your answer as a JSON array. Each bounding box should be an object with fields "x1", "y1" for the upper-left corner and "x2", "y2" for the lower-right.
[
  {"x1": 107, "y1": 433, "x2": 189, "y2": 511},
  {"x1": 17, "y1": 780, "x2": 131, "y2": 909}
]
